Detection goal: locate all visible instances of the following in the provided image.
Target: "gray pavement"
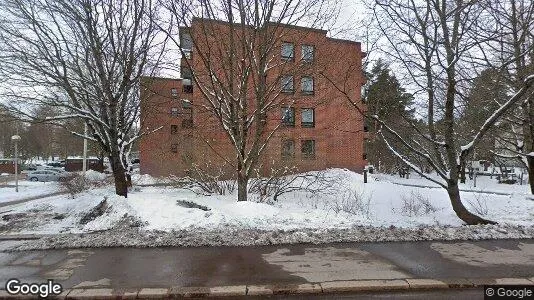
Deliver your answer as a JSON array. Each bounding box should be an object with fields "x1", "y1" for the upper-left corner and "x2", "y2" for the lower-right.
[
  {"x1": 250, "y1": 288, "x2": 485, "y2": 299},
  {"x1": 0, "y1": 239, "x2": 533, "y2": 292}
]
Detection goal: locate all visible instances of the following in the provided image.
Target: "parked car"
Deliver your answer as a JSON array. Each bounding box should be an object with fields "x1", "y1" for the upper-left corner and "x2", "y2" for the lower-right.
[
  {"x1": 26, "y1": 170, "x2": 68, "y2": 182},
  {"x1": 43, "y1": 167, "x2": 67, "y2": 173},
  {"x1": 46, "y1": 161, "x2": 66, "y2": 168}
]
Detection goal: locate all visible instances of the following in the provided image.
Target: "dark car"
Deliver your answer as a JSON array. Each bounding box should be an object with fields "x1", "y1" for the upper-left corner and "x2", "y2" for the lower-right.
[{"x1": 47, "y1": 161, "x2": 66, "y2": 168}]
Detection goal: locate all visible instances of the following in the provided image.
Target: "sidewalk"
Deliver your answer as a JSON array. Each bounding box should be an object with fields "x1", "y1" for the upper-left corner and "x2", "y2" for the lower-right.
[
  {"x1": 0, "y1": 239, "x2": 533, "y2": 298},
  {"x1": 1, "y1": 277, "x2": 531, "y2": 298},
  {"x1": 0, "y1": 191, "x2": 67, "y2": 208}
]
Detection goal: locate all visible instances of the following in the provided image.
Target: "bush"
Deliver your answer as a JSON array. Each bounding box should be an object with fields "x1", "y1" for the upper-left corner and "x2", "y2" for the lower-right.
[
  {"x1": 60, "y1": 174, "x2": 88, "y2": 197},
  {"x1": 400, "y1": 190, "x2": 438, "y2": 217},
  {"x1": 183, "y1": 162, "x2": 235, "y2": 195},
  {"x1": 60, "y1": 172, "x2": 110, "y2": 197},
  {"x1": 248, "y1": 167, "x2": 342, "y2": 203},
  {"x1": 466, "y1": 192, "x2": 489, "y2": 216},
  {"x1": 327, "y1": 188, "x2": 372, "y2": 218}
]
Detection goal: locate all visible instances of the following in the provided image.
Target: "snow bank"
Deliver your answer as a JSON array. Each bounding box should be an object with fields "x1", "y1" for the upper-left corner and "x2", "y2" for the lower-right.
[
  {"x1": 84, "y1": 170, "x2": 108, "y2": 182},
  {"x1": 2, "y1": 168, "x2": 534, "y2": 249}
]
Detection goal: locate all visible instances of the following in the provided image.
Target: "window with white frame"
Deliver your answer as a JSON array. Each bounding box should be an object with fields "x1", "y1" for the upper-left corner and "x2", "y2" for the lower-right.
[
  {"x1": 301, "y1": 108, "x2": 315, "y2": 127},
  {"x1": 301, "y1": 76, "x2": 314, "y2": 94},
  {"x1": 281, "y1": 107, "x2": 295, "y2": 126},
  {"x1": 281, "y1": 42, "x2": 294, "y2": 61},
  {"x1": 302, "y1": 45, "x2": 314, "y2": 62},
  {"x1": 281, "y1": 75, "x2": 294, "y2": 92}
]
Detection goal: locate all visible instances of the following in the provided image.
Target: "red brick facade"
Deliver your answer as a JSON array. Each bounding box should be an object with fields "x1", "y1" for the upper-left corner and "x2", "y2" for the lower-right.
[{"x1": 140, "y1": 19, "x2": 367, "y2": 178}]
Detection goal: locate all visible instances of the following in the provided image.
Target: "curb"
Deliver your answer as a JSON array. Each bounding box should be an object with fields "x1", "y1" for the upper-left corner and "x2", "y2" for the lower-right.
[
  {"x1": 1, "y1": 277, "x2": 532, "y2": 299},
  {"x1": 0, "y1": 234, "x2": 43, "y2": 241}
]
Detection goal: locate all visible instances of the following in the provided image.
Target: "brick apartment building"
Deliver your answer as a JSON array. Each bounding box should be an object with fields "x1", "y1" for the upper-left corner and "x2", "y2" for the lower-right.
[{"x1": 140, "y1": 18, "x2": 367, "y2": 178}]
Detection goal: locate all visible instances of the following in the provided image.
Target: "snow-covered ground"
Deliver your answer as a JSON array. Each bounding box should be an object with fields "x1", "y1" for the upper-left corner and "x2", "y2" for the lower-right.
[
  {"x1": 0, "y1": 181, "x2": 60, "y2": 203},
  {"x1": 1, "y1": 168, "x2": 533, "y2": 236},
  {"x1": 376, "y1": 172, "x2": 531, "y2": 195}
]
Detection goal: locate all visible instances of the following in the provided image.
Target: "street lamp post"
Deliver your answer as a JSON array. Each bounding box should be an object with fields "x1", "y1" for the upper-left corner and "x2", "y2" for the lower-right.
[
  {"x1": 83, "y1": 122, "x2": 88, "y2": 176},
  {"x1": 11, "y1": 135, "x2": 21, "y2": 193}
]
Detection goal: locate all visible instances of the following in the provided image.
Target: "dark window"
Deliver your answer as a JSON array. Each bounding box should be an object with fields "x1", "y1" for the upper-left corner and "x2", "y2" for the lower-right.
[
  {"x1": 301, "y1": 140, "x2": 315, "y2": 159},
  {"x1": 171, "y1": 143, "x2": 178, "y2": 153},
  {"x1": 171, "y1": 88, "x2": 178, "y2": 97},
  {"x1": 171, "y1": 107, "x2": 179, "y2": 117},
  {"x1": 302, "y1": 45, "x2": 314, "y2": 62},
  {"x1": 281, "y1": 75, "x2": 294, "y2": 93},
  {"x1": 364, "y1": 118, "x2": 370, "y2": 132},
  {"x1": 182, "y1": 107, "x2": 193, "y2": 128},
  {"x1": 182, "y1": 77, "x2": 193, "y2": 94},
  {"x1": 281, "y1": 139, "x2": 295, "y2": 159},
  {"x1": 301, "y1": 76, "x2": 314, "y2": 94},
  {"x1": 183, "y1": 85, "x2": 193, "y2": 93},
  {"x1": 171, "y1": 125, "x2": 178, "y2": 134},
  {"x1": 281, "y1": 42, "x2": 294, "y2": 61},
  {"x1": 281, "y1": 107, "x2": 295, "y2": 126},
  {"x1": 301, "y1": 108, "x2": 315, "y2": 128}
]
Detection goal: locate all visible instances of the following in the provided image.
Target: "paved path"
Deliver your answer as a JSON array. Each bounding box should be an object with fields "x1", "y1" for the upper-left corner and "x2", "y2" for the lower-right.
[
  {"x1": 0, "y1": 239, "x2": 533, "y2": 292},
  {"x1": 0, "y1": 191, "x2": 67, "y2": 208}
]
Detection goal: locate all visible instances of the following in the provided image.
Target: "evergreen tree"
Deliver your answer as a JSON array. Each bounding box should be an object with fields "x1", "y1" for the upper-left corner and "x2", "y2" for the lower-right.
[{"x1": 365, "y1": 60, "x2": 415, "y2": 173}]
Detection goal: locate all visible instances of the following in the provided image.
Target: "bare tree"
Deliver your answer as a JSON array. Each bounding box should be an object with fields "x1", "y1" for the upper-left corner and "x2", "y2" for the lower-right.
[
  {"x1": 0, "y1": 0, "x2": 166, "y2": 197},
  {"x1": 480, "y1": 0, "x2": 534, "y2": 192},
  {"x1": 162, "y1": 0, "x2": 342, "y2": 201},
  {"x1": 324, "y1": 0, "x2": 534, "y2": 225}
]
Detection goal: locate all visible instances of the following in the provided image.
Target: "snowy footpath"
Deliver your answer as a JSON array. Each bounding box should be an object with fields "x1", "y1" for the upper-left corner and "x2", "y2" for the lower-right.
[
  {"x1": 0, "y1": 181, "x2": 60, "y2": 204},
  {"x1": 1, "y1": 169, "x2": 533, "y2": 250}
]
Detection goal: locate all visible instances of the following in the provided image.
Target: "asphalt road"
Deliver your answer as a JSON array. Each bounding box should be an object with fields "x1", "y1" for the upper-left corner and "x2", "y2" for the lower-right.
[{"x1": 0, "y1": 239, "x2": 533, "y2": 293}]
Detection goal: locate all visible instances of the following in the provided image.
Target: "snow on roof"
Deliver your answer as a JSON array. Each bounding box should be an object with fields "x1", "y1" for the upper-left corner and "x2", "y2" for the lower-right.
[{"x1": 66, "y1": 156, "x2": 101, "y2": 160}]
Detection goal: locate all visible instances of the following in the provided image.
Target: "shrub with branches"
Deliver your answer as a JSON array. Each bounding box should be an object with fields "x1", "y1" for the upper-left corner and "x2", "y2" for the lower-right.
[
  {"x1": 466, "y1": 193, "x2": 489, "y2": 216},
  {"x1": 248, "y1": 167, "x2": 341, "y2": 203},
  {"x1": 183, "y1": 162, "x2": 236, "y2": 195},
  {"x1": 60, "y1": 172, "x2": 110, "y2": 197},
  {"x1": 399, "y1": 190, "x2": 438, "y2": 217},
  {"x1": 327, "y1": 188, "x2": 372, "y2": 218}
]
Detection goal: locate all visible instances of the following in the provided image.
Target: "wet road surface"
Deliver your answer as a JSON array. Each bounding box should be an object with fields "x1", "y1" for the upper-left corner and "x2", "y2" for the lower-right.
[{"x1": 0, "y1": 239, "x2": 533, "y2": 290}]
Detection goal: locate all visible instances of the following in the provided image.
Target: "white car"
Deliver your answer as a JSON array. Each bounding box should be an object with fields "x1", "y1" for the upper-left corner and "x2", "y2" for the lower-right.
[{"x1": 26, "y1": 170, "x2": 69, "y2": 182}]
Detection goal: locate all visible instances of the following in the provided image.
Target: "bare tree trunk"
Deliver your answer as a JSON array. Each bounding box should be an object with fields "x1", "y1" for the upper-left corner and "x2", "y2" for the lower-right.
[
  {"x1": 526, "y1": 96, "x2": 534, "y2": 194},
  {"x1": 528, "y1": 157, "x2": 534, "y2": 194},
  {"x1": 446, "y1": 180, "x2": 496, "y2": 225},
  {"x1": 237, "y1": 170, "x2": 248, "y2": 202},
  {"x1": 109, "y1": 154, "x2": 128, "y2": 197}
]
